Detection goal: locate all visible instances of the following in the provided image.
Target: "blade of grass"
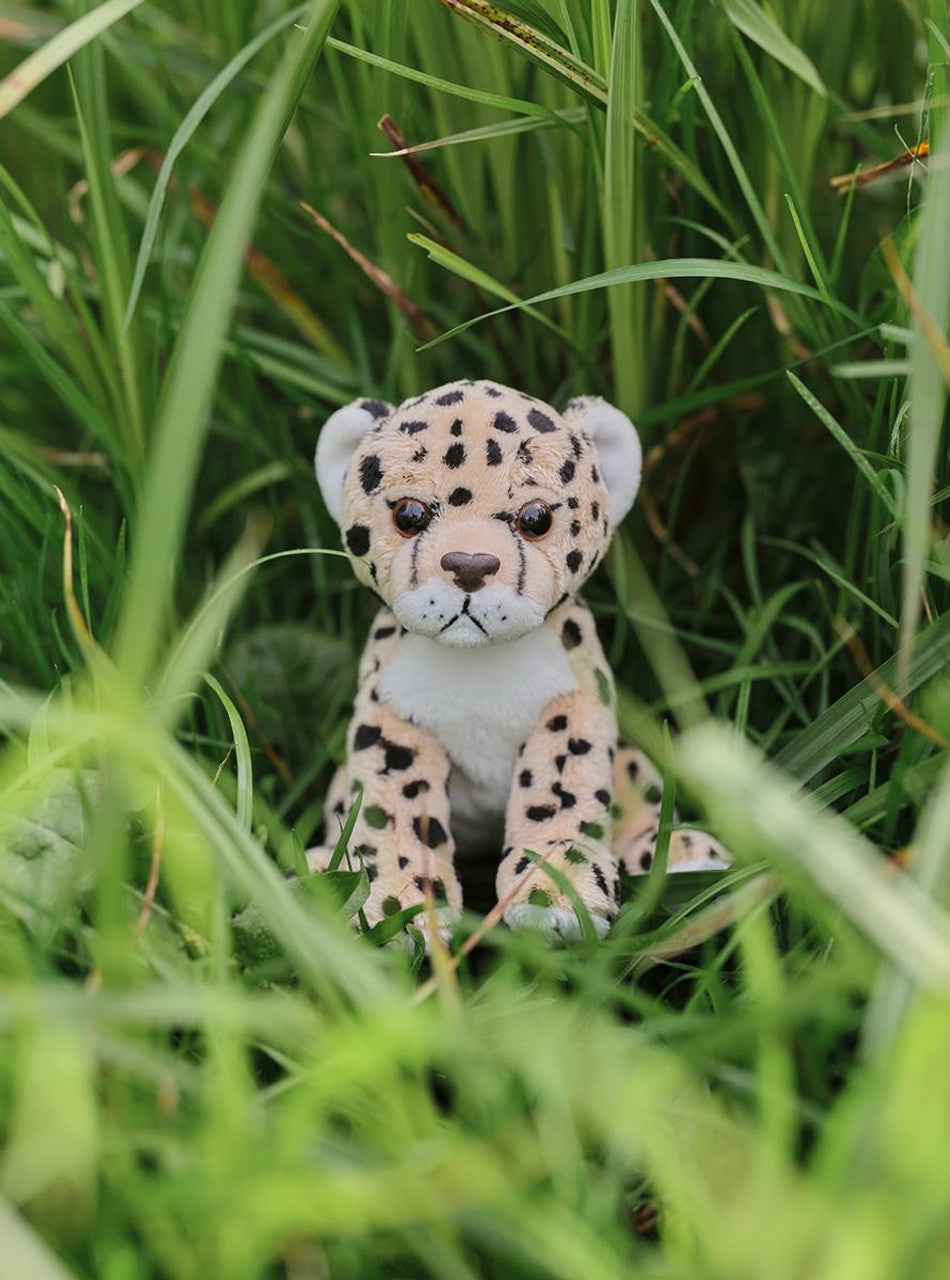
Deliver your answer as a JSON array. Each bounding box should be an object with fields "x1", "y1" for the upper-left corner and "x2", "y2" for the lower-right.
[
  {"x1": 0, "y1": 0, "x2": 144, "y2": 120},
  {"x1": 679, "y1": 724, "x2": 950, "y2": 989},
  {"x1": 114, "y1": 0, "x2": 341, "y2": 690},
  {"x1": 416, "y1": 255, "x2": 861, "y2": 350},
  {"x1": 899, "y1": 128, "x2": 950, "y2": 685},
  {"x1": 787, "y1": 372, "x2": 899, "y2": 517},
  {"x1": 124, "y1": 3, "x2": 309, "y2": 329}
]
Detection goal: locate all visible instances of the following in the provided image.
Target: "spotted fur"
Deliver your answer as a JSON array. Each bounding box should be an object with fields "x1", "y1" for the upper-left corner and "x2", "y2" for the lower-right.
[{"x1": 309, "y1": 381, "x2": 728, "y2": 945}]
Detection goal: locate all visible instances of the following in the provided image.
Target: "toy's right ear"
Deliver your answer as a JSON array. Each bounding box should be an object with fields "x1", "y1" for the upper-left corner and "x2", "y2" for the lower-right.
[{"x1": 315, "y1": 398, "x2": 392, "y2": 523}]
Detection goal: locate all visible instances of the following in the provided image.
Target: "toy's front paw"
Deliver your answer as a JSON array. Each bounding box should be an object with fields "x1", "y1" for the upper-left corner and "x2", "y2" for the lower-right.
[
  {"x1": 497, "y1": 838, "x2": 618, "y2": 945},
  {"x1": 504, "y1": 902, "x2": 611, "y2": 943}
]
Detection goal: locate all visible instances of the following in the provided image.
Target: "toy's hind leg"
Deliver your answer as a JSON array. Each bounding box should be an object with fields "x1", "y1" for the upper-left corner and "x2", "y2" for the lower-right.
[
  {"x1": 612, "y1": 746, "x2": 730, "y2": 875},
  {"x1": 304, "y1": 765, "x2": 350, "y2": 871}
]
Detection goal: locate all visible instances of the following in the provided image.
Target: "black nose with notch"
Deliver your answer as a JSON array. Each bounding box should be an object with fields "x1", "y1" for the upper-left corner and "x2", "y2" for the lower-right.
[{"x1": 440, "y1": 551, "x2": 501, "y2": 592}]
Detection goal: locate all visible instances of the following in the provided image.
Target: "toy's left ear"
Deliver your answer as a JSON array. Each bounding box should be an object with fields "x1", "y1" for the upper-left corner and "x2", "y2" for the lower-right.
[
  {"x1": 315, "y1": 398, "x2": 393, "y2": 523},
  {"x1": 563, "y1": 396, "x2": 642, "y2": 527}
]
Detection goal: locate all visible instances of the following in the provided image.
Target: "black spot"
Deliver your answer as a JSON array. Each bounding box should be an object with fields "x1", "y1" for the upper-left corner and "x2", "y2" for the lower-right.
[
  {"x1": 595, "y1": 788, "x2": 611, "y2": 806},
  {"x1": 374, "y1": 625, "x2": 396, "y2": 640},
  {"x1": 444, "y1": 442, "x2": 466, "y2": 468},
  {"x1": 414, "y1": 875, "x2": 447, "y2": 902},
  {"x1": 570, "y1": 520, "x2": 581, "y2": 537},
  {"x1": 360, "y1": 398, "x2": 390, "y2": 419},
  {"x1": 547, "y1": 714, "x2": 568, "y2": 731},
  {"x1": 592, "y1": 863, "x2": 609, "y2": 897},
  {"x1": 369, "y1": 562, "x2": 378, "y2": 581},
  {"x1": 359, "y1": 455, "x2": 383, "y2": 493},
  {"x1": 527, "y1": 805, "x2": 556, "y2": 821},
  {"x1": 412, "y1": 446, "x2": 428, "y2": 462},
  {"x1": 354, "y1": 723, "x2": 382, "y2": 750},
  {"x1": 568, "y1": 738, "x2": 592, "y2": 755},
  {"x1": 485, "y1": 385, "x2": 502, "y2": 398},
  {"x1": 398, "y1": 855, "x2": 409, "y2": 869},
  {"x1": 486, "y1": 438, "x2": 502, "y2": 465},
  {"x1": 569, "y1": 433, "x2": 583, "y2": 458},
  {"x1": 517, "y1": 439, "x2": 533, "y2": 464},
  {"x1": 552, "y1": 783, "x2": 576, "y2": 809},
  {"x1": 353, "y1": 843, "x2": 376, "y2": 859},
  {"x1": 450, "y1": 418, "x2": 463, "y2": 436},
  {"x1": 332, "y1": 799, "x2": 345, "y2": 815},
  {"x1": 559, "y1": 459, "x2": 576, "y2": 483},
  {"x1": 383, "y1": 742, "x2": 415, "y2": 772},
  {"x1": 562, "y1": 619, "x2": 582, "y2": 649},
  {"x1": 639, "y1": 850, "x2": 653, "y2": 871},
  {"x1": 365, "y1": 864, "x2": 378, "y2": 882},
  {"x1": 402, "y1": 779, "x2": 429, "y2": 799},
  {"x1": 413, "y1": 815, "x2": 448, "y2": 848},
  {"x1": 449, "y1": 487, "x2": 472, "y2": 506},
  {"x1": 346, "y1": 525, "x2": 371, "y2": 556},
  {"x1": 528, "y1": 407, "x2": 556, "y2": 433},
  {"x1": 591, "y1": 502, "x2": 600, "y2": 521},
  {"x1": 566, "y1": 549, "x2": 582, "y2": 573},
  {"x1": 591, "y1": 466, "x2": 600, "y2": 482},
  {"x1": 494, "y1": 411, "x2": 518, "y2": 433},
  {"x1": 555, "y1": 754, "x2": 567, "y2": 772},
  {"x1": 400, "y1": 420, "x2": 428, "y2": 435},
  {"x1": 644, "y1": 784, "x2": 662, "y2": 804},
  {"x1": 626, "y1": 758, "x2": 640, "y2": 778},
  {"x1": 567, "y1": 496, "x2": 579, "y2": 510},
  {"x1": 515, "y1": 855, "x2": 531, "y2": 875},
  {"x1": 436, "y1": 388, "x2": 464, "y2": 405},
  {"x1": 519, "y1": 769, "x2": 533, "y2": 787},
  {"x1": 613, "y1": 878, "x2": 622, "y2": 903}
]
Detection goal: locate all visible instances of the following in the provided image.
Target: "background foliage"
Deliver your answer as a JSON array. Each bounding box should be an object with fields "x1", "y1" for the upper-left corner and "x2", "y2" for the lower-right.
[{"x1": 1, "y1": 0, "x2": 950, "y2": 1275}]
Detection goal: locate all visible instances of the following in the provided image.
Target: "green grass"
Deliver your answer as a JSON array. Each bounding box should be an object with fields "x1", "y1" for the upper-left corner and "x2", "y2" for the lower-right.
[{"x1": 1, "y1": 0, "x2": 950, "y2": 1275}]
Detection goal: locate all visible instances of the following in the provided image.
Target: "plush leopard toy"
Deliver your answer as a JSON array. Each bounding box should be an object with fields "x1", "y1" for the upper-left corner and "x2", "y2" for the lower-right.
[{"x1": 308, "y1": 380, "x2": 728, "y2": 943}]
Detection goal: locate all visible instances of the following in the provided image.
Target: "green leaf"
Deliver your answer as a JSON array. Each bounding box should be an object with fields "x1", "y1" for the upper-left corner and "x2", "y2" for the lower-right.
[
  {"x1": 720, "y1": 0, "x2": 826, "y2": 96},
  {"x1": 0, "y1": 0, "x2": 145, "y2": 120}
]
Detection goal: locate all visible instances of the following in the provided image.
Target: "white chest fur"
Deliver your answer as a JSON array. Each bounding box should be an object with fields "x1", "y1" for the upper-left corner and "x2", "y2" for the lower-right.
[{"x1": 377, "y1": 629, "x2": 577, "y2": 848}]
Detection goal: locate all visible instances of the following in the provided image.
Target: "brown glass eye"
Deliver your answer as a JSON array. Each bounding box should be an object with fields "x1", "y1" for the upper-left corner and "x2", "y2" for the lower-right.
[
  {"x1": 516, "y1": 500, "x2": 553, "y2": 540},
  {"x1": 392, "y1": 497, "x2": 432, "y2": 537}
]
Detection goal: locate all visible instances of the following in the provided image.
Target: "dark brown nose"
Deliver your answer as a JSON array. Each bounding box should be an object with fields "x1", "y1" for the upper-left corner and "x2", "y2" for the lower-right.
[{"x1": 440, "y1": 551, "x2": 501, "y2": 593}]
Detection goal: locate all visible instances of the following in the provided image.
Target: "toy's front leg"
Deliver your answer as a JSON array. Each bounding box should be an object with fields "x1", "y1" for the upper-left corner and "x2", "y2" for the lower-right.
[
  {"x1": 497, "y1": 690, "x2": 619, "y2": 942},
  {"x1": 309, "y1": 694, "x2": 461, "y2": 942}
]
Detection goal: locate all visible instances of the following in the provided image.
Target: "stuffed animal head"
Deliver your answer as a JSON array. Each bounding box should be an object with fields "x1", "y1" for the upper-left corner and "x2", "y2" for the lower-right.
[{"x1": 315, "y1": 380, "x2": 641, "y2": 648}]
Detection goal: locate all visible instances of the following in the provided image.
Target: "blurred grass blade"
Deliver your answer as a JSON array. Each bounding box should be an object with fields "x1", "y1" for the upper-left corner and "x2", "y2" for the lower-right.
[
  {"x1": 899, "y1": 128, "x2": 950, "y2": 685},
  {"x1": 0, "y1": 1199, "x2": 79, "y2": 1280},
  {"x1": 721, "y1": 0, "x2": 826, "y2": 95},
  {"x1": 0, "y1": 0, "x2": 144, "y2": 120},
  {"x1": 205, "y1": 675, "x2": 253, "y2": 832},
  {"x1": 114, "y1": 0, "x2": 340, "y2": 690},
  {"x1": 153, "y1": 517, "x2": 268, "y2": 725},
  {"x1": 124, "y1": 4, "x2": 308, "y2": 330},
  {"x1": 788, "y1": 372, "x2": 898, "y2": 516},
  {"x1": 603, "y1": 0, "x2": 645, "y2": 415},
  {"x1": 679, "y1": 724, "x2": 950, "y2": 989}
]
